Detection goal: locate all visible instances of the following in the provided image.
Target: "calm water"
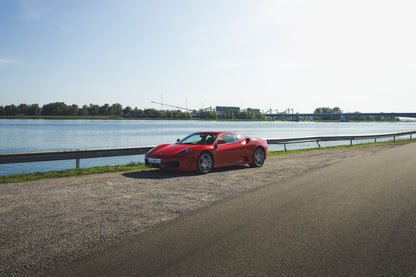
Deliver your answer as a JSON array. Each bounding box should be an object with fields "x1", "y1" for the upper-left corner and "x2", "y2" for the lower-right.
[{"x1": 1, "y1": 119, "x2": 416, "y2": 175}]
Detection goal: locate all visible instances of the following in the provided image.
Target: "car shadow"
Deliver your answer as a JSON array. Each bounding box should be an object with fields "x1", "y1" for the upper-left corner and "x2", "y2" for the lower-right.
[
  {"x1": 122, "y1": 170, "x2": 196, "y2": 180},
  {"x1": 211, "y1": 165, "x2": 249, "y2": 173},
  {"x1": 122, "y1": 165, "x2": 250, "y2": 180}
]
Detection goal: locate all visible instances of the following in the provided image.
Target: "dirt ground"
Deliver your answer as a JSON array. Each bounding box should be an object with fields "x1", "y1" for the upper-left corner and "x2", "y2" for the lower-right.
[{"x1": 0, "y1": 143, "x2": 404, "y2": 276}]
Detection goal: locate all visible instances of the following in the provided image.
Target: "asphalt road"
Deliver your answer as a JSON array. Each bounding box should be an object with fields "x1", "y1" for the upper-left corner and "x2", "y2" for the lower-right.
[{"x1": 56, "y1": 143, "x2": 416, "y2": 277}]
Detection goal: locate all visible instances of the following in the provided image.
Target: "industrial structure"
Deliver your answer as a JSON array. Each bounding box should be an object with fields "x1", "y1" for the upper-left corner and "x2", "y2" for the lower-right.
[
  {"x1": 150, "y1": 101, "x2": 416, "y2": 121},
  {"x1": 151, "y1": 101, "x2": 261, "y2": 118}
]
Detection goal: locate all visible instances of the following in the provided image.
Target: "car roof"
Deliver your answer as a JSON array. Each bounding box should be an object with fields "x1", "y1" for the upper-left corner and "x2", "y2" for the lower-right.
[{"x1": 198, "y1": 131, "x2": 237, "y2": 135}]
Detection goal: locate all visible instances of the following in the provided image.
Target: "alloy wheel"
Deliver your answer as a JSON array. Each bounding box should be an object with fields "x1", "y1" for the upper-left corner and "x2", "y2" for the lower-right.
[{"x1": 197, "y1": 153, "x2": 213, "y2": 174}]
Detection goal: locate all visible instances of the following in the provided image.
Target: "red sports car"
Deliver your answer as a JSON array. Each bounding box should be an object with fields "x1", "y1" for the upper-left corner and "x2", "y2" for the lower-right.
[{"x1": 145, "y1": 131, "x2": 267, "y2": 174}]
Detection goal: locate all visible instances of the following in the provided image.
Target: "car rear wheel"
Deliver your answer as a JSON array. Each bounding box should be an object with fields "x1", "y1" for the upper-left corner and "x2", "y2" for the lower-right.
[
  {"x1": 197, "y1": 152, "x2": 213, "y2": 174},
  {"x1": 251, "y1": 147, "x2": 265, "y2": 167}
]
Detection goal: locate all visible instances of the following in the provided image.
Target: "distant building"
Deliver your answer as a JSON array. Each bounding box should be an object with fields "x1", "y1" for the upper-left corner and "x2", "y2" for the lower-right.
[{"x1": 216, "y1": 106, "x2": 240, "y2": 116}]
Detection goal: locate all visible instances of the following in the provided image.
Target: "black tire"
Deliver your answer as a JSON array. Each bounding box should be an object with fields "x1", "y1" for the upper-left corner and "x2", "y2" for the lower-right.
[
  {"x1": 197, "y1": 152, "x2": 213, "y2": 174},
  {"x1": 250, "y1": 147, "x2": 265, "y2": 167}
]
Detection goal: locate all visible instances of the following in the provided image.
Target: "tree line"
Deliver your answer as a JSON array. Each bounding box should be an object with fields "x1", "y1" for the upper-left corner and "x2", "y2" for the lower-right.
[
  {"x1": 0, "y1": 102, "x2": 264, "y2": 120},
  {"x1": 312, "y1": 107, "x2": 398, "y2": 121},
  {"x1": 0, "y1": 103, "x2": 397, "y2": 121},
  {"x1": 0, "y1": 102, "x2": 191, "y2": 118}
]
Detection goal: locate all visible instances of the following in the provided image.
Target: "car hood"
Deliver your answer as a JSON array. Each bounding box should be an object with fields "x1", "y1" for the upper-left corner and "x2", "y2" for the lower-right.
[{"x1": 150, "y1": 143, "x2": 198, "y2": 156}]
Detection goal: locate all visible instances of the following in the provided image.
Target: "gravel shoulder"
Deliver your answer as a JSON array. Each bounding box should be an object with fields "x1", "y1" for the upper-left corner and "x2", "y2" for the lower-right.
[{"x1": 0, "y1": 143, "x2": 406, "y2": 276}]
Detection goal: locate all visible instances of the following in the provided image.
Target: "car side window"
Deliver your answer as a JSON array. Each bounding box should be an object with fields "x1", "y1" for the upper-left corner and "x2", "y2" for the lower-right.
[
  {"x1": 204, "y1": 134, "x2": 217, "y2": 145},
  {"x1": 218, "y1": 133, "x2": 237, "y2": 144},
  {"x1": 179, "y1": 133, "x2": 218, "y2": 145},
  {"x1": 235, "y1": 134, "x2": 243, "y2": 142}
]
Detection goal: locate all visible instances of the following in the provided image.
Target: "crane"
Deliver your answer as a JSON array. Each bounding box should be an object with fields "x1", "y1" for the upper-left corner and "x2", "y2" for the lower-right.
[{"x1": 151, "y1": 101, "x2": 195, "y2": 112}]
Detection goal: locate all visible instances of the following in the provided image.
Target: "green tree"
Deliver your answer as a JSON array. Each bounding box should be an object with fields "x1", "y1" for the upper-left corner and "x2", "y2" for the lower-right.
[
  {"x1": 332, "y1": 107, "x2": 342, "y2": 113},
  {"x1": 68, "y1": 104, "x2": 79, "y2": 115},
  {"x1": 41, "y1": 102, "x2": 69, "y2": 115},
  {"x1": 110, "y1": 103, "x2": 123, "y2": 115},
  {"x1": 4, "y1": 105, "x2": 18, "y2": 115},
  {"x1": 144, "y1": 108, "x2": 159, "y2": 118},
  {"x1": 123, "y1": 106, "x2": 132, "y2": 115},
  {"x1": 197, "y1": 109, "x2": 217, "y2": 119},
  {"x1": 99, "y1": 104, "x2": 110, "y2": 115},
  {"x1": 28, "y1": 104, "x2": 41, "y2": 115},
  {"x1": 88, "y1": 104, "x2": 100, "y2": 115},
  {"x1": 133, "y1": 108, "x2": 144, "y2": 117},
  {"x1": 78, "y1": 105, "x2": 89, "y2": 116},
  {"x1": 17, "y1": 104, "x2": 29, "y2": 115},
  {"x1": 314, "y1": 107, "x2": 343, "y2": 120}
]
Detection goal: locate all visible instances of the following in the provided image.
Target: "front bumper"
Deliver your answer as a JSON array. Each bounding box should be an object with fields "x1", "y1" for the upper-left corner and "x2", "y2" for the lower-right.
[{"x1": 145, "y1": 155, "x2": 197, "y2": 171}]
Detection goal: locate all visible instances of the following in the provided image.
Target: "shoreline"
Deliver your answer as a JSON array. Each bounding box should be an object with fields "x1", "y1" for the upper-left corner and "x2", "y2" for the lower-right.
[{"x1": 0, "y1": 115, "x2": 403, "y2": 122}]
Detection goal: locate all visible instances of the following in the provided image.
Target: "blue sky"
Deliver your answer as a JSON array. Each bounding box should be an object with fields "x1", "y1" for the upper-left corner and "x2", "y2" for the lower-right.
[{"x1": 1, "y1": 0, "x2": 416, "y2": 113}]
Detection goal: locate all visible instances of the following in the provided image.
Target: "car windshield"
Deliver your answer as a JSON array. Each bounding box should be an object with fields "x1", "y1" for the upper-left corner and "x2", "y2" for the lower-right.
[{"x1": 178, "y1": 133, "x2": 218, "y2": 145}]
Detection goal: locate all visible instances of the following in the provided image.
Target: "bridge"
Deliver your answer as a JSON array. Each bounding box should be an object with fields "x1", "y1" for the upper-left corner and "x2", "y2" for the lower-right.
[{"x1": 264, "y1": 112, "x2": 416, "y2": 121}]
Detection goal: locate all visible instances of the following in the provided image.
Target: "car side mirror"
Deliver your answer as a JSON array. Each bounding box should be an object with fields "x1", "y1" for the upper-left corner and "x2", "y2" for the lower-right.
[
  {"x1": 177, "y1": 138, "x2": 180, "y2": 143},
  {"x1": 218, "y1": 139, "x2": 227, "y2": 145},
  {"x1": 246, "y1": 138, "x2": 250, "y2": 143}
]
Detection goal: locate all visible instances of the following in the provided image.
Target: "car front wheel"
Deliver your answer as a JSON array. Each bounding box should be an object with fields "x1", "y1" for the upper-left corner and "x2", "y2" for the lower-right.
[
  {"x1": 251, "y1": 147, "x2": 265, "y2": 167},
  {"x1": 197, "y1": 152, "x2": 213, "y2": 174}
]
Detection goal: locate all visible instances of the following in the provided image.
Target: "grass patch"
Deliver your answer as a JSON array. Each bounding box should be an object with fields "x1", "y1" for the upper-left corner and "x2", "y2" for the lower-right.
[
  {"x1": 2, "y1": 139, "x2": 415, "y2": 184},
  {"x1": 0, "y1": 162, "x2": 150, "y2": 184}
]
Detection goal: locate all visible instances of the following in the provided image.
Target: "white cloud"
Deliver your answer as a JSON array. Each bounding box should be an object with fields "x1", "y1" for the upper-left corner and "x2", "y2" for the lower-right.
[{"x1": 0, "y1": 58, "x2": 18, "y2": 65}]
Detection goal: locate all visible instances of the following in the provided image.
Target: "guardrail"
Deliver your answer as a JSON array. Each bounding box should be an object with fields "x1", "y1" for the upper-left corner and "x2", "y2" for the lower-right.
[
  {"x1": 0, "y1": 130, "x2": 415, "y2": 169},
  {"x1": 0, "y1": 146, "x2": 156, "y2": 169},
  {"x1": 266, "y1": 130, "x2": 416, "y2": 151}
]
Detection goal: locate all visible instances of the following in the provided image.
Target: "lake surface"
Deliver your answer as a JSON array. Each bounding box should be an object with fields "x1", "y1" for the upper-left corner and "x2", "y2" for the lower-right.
[{"x1": 1, "y1": 119, "x2": 416, "y2": 175}]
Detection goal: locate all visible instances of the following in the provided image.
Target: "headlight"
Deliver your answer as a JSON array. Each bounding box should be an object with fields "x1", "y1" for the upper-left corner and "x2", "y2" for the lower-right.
[{"x1": 176, "y1": 148, "x2": 193, "y2": 155}]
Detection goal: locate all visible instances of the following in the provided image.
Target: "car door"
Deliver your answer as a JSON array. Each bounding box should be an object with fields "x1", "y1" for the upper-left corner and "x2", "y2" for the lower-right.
[
  {"x1": 234, "y1": 133, "x2": 252, "y2": 158},
  {"x1": 213, "y1": 133, "x2": 244, "y2": 166}
]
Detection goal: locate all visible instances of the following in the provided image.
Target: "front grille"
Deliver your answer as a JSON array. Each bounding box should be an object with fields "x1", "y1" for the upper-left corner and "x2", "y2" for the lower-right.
[{"x1": 162, "y1": 161, "x2": 180, "y2": 168}]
